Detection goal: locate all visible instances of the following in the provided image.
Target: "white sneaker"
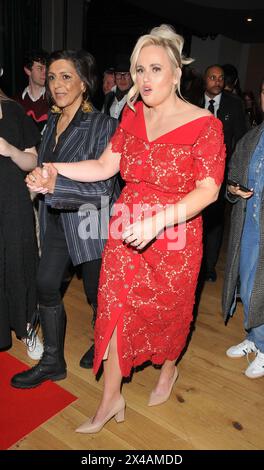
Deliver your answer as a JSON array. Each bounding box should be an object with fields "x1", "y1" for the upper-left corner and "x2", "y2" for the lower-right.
[
  {"x1": 245, "y1": 350, "x2": 264, "y2": 378},
  {"x1": 226, "y1": 339, "x2": 257, "y2": 358},
  {"x1": 22, "y1": 326, "x2": 44, "y2": 360}
]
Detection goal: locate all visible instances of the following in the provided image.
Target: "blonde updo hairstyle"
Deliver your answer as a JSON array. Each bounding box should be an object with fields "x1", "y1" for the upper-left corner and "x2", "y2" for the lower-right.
[{"x1": 127, "y1": 24, "x2": 193, "y2": 110}]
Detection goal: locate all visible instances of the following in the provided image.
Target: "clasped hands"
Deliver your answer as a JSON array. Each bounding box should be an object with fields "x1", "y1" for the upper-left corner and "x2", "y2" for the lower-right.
[
  {"x1": 26, "y1": 161, "x2": 165, "y2": 250},
  {"x1": 25, "y1": 163, "x2": 57, "y2": 194}
]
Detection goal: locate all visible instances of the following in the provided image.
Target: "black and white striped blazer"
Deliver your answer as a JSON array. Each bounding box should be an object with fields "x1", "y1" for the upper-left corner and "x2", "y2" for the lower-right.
[{"x1": 38, "y1": 108, "x2": 120, "y2": 266}]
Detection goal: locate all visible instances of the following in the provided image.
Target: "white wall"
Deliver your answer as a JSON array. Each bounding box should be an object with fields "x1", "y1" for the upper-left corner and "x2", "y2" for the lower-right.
[
  {"x1": 190, "y1": 35, "x2": 222, "y2": 74},
  {"x1": 190, "y1": 34, "x2": 251, "y2": 91},
  {"x1": 191, "y1": 34, "x2": 264, "y2": 97}
]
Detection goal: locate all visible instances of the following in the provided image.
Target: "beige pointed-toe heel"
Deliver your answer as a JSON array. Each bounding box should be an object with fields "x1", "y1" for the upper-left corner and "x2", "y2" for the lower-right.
[
  {"x1": 75, "y1": 395, "x2": 125, "y2": 434},
  {"x1": 148, "y1": 368, "x2": 178, "y2": 407},
  {"x1": 114, "y1": 406, "x2": 125, "y2": 423}
]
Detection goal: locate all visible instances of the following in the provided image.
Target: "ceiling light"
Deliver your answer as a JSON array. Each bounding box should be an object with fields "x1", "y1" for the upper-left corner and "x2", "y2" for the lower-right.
[{"x1": 246, "y1": 17, "x2": 253, "y2": 22}]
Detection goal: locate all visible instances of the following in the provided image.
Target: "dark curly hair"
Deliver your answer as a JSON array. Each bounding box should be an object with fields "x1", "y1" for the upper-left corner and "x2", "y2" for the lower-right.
[
  {"x1": 24, "y1": 49, "x2": 49, "y2": 69},
  {"x1": 45, "y1": 49, "x2": 98, "y2": 106}
]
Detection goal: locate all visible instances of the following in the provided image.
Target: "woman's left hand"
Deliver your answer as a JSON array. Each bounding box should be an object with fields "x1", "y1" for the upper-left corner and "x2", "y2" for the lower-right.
[
  {"x1": 227, "y1": 184, "x2": 253, "y2": 199},
  {"x1": 0, "y1": 137, "x2": 13, "y2": 157},
  {"x1": 122, "y1": 216, "x2": 164, "y2": 250}
]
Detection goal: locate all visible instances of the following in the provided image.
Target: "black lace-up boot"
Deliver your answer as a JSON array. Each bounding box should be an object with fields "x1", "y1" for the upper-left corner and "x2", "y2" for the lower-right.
[{"x1": 11, "y1": 304, "x2": 67, "y2": 389}]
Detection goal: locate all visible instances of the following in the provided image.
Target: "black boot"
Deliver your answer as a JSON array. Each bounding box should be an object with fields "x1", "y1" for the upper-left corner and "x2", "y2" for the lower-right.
[
  {"x1": 11, "y1": 304, "x2": 67, "y2": 389},
  {"x1": 80, "y1": 343, "x2": 94, "y2": 369}
]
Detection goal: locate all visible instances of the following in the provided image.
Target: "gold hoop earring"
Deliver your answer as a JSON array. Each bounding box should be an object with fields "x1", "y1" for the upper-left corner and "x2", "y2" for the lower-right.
[
  {"x1": 82, "y1": 99, "x2": 93, "y2": 113},
  {"x1": 51, "y1": 105, "x2": 62, "y2": 114}
]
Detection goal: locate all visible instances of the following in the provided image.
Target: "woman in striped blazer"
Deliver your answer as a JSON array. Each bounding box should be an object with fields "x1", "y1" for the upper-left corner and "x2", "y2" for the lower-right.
[{"x1": 11, "y1": 50, "x2": 120, "y2": 389}]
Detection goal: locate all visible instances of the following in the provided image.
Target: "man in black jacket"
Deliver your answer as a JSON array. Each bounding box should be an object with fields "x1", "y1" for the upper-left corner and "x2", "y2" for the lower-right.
[
  {"x1": 201, "y1": 64, "x2": 247, "y2": 281},
  {"x1": 103, "y1": 56, "x2": 132, "y2": 121}
]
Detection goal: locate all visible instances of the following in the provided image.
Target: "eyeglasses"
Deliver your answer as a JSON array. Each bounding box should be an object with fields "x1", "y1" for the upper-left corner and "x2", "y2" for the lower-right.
[{"x1": 115, "y1": 72, "x2": 130, "y2": 79}]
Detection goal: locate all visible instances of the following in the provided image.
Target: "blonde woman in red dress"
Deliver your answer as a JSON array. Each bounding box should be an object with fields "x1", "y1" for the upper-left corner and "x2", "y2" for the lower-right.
[{"x1": 26, "y1": 25, "x2": 226, "y2": 433}]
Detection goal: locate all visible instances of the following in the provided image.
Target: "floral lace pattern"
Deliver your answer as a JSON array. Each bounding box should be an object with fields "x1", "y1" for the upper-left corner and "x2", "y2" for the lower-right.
[{"x1": 94, "y1": 105, "x2": 226, "y2": 377}]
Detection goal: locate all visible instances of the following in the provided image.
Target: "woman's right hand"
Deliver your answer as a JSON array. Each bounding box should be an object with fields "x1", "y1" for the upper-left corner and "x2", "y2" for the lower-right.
[
  {"x1": 227, "y1": 184, "x2": 253, "y2": 199},
  {"x1": 41, "y1": 163, "x2": 58, "y2": 193},
  {"x1": 25, "y1": 164, "x2": 58, "y2": 194}
]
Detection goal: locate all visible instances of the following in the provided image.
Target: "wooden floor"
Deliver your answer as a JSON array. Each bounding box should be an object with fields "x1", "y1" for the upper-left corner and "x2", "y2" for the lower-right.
[{"x1": 9, "y1": 249, "x2": 264, "y2": 450}]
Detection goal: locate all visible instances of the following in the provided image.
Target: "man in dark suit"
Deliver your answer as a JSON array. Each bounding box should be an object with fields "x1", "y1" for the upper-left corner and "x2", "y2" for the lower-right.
[{"x1": 201, "y1": 64, "x2": 247, "y2": 281}]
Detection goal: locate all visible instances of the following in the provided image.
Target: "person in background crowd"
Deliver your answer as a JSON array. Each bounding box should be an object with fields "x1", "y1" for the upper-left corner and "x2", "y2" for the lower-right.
[
  {"x1": 223, "y1": 78, "x2": 264, "y2": 379},
  {"x1": 242, "y1": 90, "x2": 262, "y2": 128},
  {"x1": 102, "y1": 68, "x2": 116, "y2": 95},
  {"x1": 201, "y1": 64, "x2": 247, "y2": 282},
  {"x1": 181, "y1": 65, "x2": 204, "y2": 106},
  {"x1": 15, "y1": 49, "x2": 49, "y2": 133},
  {"x1": 0, "y1": 82, "x2": 43, "y2": 360},
  {"x1": 222, "y1": 63, "x2": 242, "y2": 97},
  {"x1": 103, "y1": 56, "x2": 132, "y2": 121},
  {"x1": 27, "y1": 25, "x2": 226, "y2": 433}
]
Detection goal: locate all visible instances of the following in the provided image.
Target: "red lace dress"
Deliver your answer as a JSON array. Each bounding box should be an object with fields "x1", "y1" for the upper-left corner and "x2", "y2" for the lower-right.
[{"x1": 93, "y1": 101, "x2": 226, "y2": 377}]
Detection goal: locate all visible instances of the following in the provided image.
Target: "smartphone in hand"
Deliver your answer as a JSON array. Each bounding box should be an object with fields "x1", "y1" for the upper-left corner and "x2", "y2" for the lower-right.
[{"x1": 227, "y1": 179, "x2": 253, "y2": 193}]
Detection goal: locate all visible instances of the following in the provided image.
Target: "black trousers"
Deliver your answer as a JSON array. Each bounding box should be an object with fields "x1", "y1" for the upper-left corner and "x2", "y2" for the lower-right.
[{"x1": 37, "y1": 214, "x2": 102, "y2": 313}]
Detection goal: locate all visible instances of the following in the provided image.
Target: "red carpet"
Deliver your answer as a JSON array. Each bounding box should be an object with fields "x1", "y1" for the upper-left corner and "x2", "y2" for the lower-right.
[{"x1": 0, "y1": 352, "x2": 77, "y2": 449}]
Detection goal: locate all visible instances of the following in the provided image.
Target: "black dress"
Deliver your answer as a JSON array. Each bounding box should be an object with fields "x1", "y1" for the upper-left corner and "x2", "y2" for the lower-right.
[{"x1": 0, "y1": 100, "x2": 40, "y2": 349}]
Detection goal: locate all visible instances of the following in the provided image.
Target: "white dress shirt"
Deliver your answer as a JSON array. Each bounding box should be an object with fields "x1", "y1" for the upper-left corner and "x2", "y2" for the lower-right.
[
  {"x1": 204, "y1": 92, "x2": 222, "y2": 116},
  {"x1": 109, "y1": 94, "x2": 128, "y2": 119},
  {"x1": 22, "y1": 86, "x2": 46, "y2": 102}
]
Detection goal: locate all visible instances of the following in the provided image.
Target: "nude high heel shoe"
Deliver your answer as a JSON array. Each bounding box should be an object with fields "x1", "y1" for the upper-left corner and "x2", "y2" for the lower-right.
[
  {"x1": 75, "y1": 395, "x2": 125, "y2": 434},
  {"x1": 148, "y1": 368, "x2": 178, "y2": 407}
]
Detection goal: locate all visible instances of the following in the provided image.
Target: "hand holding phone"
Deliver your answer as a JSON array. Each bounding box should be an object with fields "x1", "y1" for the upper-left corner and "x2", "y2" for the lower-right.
[{"x1": 227, "y1": 179, "x2": 253, "y2": 193}]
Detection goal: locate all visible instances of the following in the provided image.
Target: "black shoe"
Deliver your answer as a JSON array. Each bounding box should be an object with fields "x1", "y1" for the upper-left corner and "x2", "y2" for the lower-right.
[
  {"x1": 11, "y1": 362, "x2": 67, "y2": 389},
  {"x1": 80, "y1": 344, "x2": 94, "y2": 369},
  {"x1": 205, "y1": 270, "x2": 217, "y2": 282}
]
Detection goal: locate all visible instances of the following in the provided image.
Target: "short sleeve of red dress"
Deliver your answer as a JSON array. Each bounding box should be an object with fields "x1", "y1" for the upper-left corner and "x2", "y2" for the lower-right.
[{"x1": 192, "y1": 117, "x2": 226, "y2": 186}]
